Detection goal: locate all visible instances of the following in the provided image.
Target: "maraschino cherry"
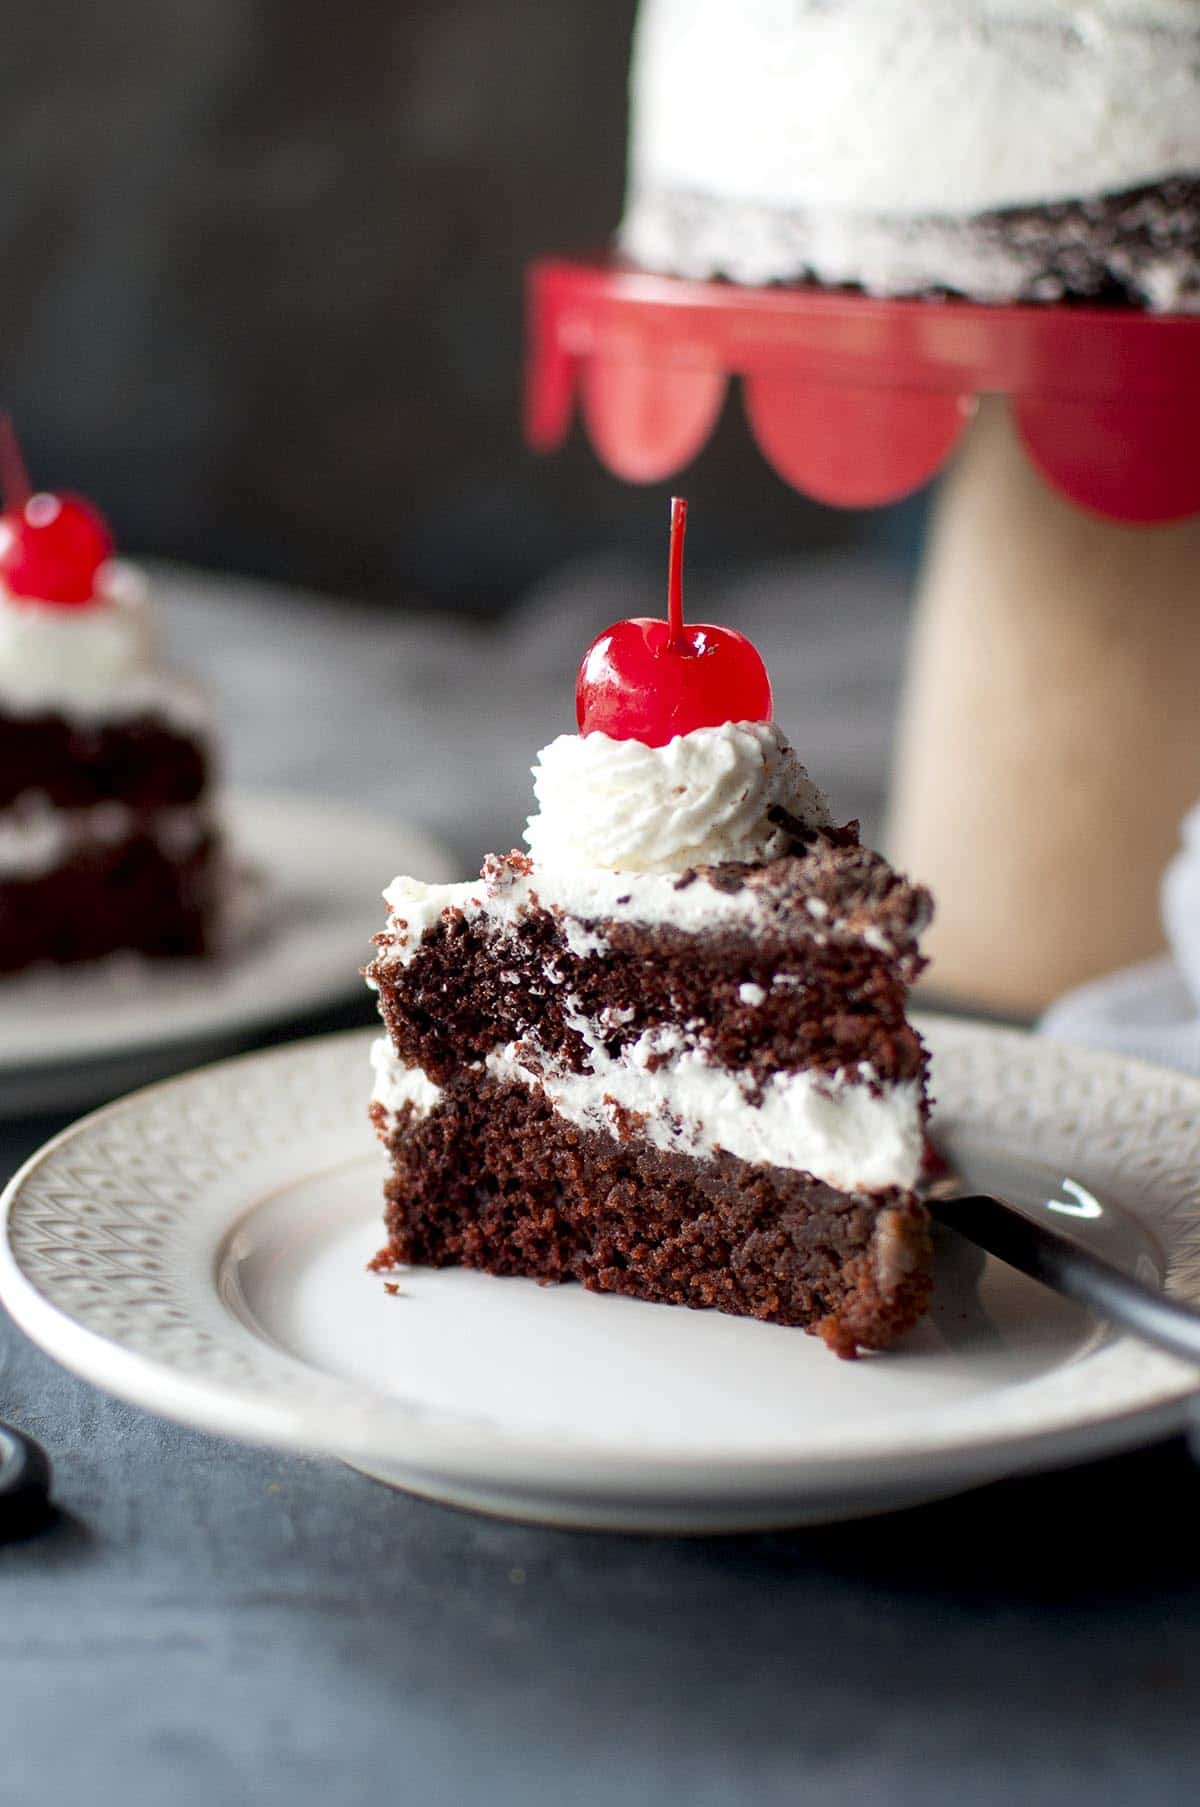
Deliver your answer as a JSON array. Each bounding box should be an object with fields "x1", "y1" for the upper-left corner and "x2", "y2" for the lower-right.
[
  {"x1": 575, "y1": 497, "x2": 772, "y2": 747},
  {"x1": 0, "y1": 415, "x2": 113, "y2": 607}
]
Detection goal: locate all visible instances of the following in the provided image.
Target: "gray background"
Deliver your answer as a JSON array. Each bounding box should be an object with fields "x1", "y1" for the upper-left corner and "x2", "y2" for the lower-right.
[{"x1": 0, "y1": 0, "x2": 895, "y2": 614}]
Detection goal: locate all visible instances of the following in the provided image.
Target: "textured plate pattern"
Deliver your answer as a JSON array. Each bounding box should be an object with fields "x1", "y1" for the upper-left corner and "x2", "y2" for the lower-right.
[
  {"x1": 4, "y1": 1039, "x2": 370, "y2": 1415},
  {"x1": 2, "y1": 1021, "x2": 1199, "y2": 1506}
]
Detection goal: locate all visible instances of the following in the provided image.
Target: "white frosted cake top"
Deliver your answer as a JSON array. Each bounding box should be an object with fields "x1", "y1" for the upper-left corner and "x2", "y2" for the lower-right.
[
  {"x1": 626, "y1": 0, "x2": 1200, "y2": 217},
  {"x1": 379, "y1": 721, "x2": 854, "y2": 962},
  {"x1": 376, "y1": 721, "x2": 927, "y2": 970},
  {"x1": 0, "y1": 562, "x2": 209, "y2": 727}
]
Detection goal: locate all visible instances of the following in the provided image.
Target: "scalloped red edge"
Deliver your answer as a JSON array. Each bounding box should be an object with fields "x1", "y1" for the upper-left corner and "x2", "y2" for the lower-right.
[{"x1": 525, "y1": 259, "x2": 1200, "y2": 524}]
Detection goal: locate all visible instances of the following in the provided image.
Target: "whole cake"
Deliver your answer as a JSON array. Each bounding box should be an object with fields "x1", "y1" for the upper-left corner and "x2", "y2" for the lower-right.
[
  {"x1": 367, "y1": 503, "x2": 935, "y2": 1356},
  {"x1": 619, "y1": 0, "x2": 1200, "y2": 310},
  {"x1": 0, "y1": 434, "x2": 221, "y2": 973}
]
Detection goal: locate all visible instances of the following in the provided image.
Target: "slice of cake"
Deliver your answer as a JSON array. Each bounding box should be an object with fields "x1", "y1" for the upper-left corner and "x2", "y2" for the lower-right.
[
  {"x1": 619, "y1": 0, "x2": 1200, "y2": 311},
  {"x1": 366, "y1": 502, "x2": 935, "y2": 1355},
  {"x1": 0, "y1": 430, "x2": 221, "y2": 973}
]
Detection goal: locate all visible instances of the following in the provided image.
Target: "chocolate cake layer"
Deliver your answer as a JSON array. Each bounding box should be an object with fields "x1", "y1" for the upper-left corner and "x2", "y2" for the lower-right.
[
  {"x1": 373, "y1": 909, "x2": 924, "y2": 1091},
  {"x1": 374, "y1": 1075, "x2": 933, "y2": 1356},
  {"x1": 624, "y1": 174, "x2": 1200, "y2": 310},
  {"x1": 0, "y1": 709, "x2": 209, "y2": 810},
  {"x1": 368, "y1": 834, "x2": 932, "y2": 1093},
  {"x1": 670, "y1": 820, "x2": 928, "y2": 968},
  {"x1": 0, "y1": 822, "x2": 220, "y2": 971},
  {"x1": 973, "y1": 175, "x2": 1200, "y2": 310}
]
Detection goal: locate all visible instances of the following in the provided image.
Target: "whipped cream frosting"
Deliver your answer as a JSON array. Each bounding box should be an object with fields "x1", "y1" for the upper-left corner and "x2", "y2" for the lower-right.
[
  {"x1": 0, "y1": 562, "x2": 208, "y2": 727},
  {"x1": 512, "y1": 995, "x2": 922, "y2": 1190},
  {"x1": 624, "y1": 0, "x2": 1200, "y2": 220},
  {"x1": 525, "y1": 722, "x2": 829, "y2": 876},
  {"x1": 369, "y1": 1030, "x2": 922, "y2": 1193},
  {"x1": 376, "y1": 721, "x2": 892, "y2": 965},
  {"x1": 369, "y1": 1035, "x2": 446, "y2": 1118},
  {"x1": 381, "y1": 863, "x2": 772, "y2": 964}
]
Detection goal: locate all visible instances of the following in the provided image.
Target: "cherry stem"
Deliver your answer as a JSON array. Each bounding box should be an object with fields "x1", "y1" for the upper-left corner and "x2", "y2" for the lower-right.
[
  {"x1": 666, "y1": 495, "x2": 688, "y2": 652},
  {"x1": 0, "y1": 415, "x2": 31, "y2": 512}
]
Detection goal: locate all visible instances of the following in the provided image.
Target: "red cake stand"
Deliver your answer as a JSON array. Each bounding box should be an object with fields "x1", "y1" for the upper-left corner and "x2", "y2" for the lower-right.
[{"x1": 525, "y1": 258, "x2": 1200, "y2": 1013}]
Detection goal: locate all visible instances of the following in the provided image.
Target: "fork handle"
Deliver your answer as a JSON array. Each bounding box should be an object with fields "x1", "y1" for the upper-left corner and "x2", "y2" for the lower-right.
[{"x1": 930, "y1": 1193, "x2": 1200, "y2": 1368}]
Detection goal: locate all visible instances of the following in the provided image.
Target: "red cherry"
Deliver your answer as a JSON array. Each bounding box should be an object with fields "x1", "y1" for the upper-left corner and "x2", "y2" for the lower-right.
[
  {"x1": 0, "y1": 493, "x2": 114, "y2": 607},
  {"x1": 575, "y1": 497, "x2": 772, "y2": 746},
  {"x1": 0, "y1": 415, "x2": 114, "y2": 606}
]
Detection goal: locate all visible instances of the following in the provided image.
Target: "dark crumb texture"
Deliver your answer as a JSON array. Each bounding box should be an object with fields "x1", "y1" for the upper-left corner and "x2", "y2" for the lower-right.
[
  {"x1": 0, "y1": 698, "x2": 220, "y2": 971},
  {"x1": 627, "y1": 174, "x2": 1200, "y2": 310},
  {"x1": 969, "y1": 175, "x2": 1200, "y2": 309},
  {"x1": 368, "y1": 829, "x2": 933, "y2": 1097},
  {"x1": 0, "y1": 823, "x2": 221, "y2": 971},
  {"x1": 376, "y1": 1077, "x2": 933, "y2": 1357},
  {"x1": 0, "y1": 709, "x2": 210, "y2": 809}
]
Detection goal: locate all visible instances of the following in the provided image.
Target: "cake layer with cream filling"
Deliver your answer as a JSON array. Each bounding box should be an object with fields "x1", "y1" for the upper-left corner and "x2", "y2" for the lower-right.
[
  {"x1": 0, "y1": 794, "x2": 213, "y2": 879},
  {"x1": 0, "y1": 559, "x2": 223, "y2": 973},
  {"x1": 369, "y1": 1066, "x2": 932, "y2": 1356},
  {"x1": 0, "y1": 808, "x2": 220, "y2": 970}
]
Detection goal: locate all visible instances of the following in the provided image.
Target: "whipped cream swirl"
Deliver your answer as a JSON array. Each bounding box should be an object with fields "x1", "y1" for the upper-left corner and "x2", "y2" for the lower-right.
[
  {"x1": 0, "y1": 562, "x2": 206, "y2": 726},
  {"x1": 0, "y1": 562, "x2": 155, "y2": 709},
  {"x1": 524, "y1": 721, "x2": 830, "y2": 875}
]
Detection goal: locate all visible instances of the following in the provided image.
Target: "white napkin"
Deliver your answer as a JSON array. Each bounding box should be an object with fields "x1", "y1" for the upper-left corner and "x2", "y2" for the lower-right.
[
  {"x1": 1162, "y1": 801, "x2": 1200, "y2": 995},
  {"x1": 1040, "y1": 801, "x2": 1200, "y2": 1073}
]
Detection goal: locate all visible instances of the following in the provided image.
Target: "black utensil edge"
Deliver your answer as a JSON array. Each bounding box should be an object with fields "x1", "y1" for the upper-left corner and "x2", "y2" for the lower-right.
[{"x1": 931, "y1": 1193, "x2": 1200, "y2": 1368}]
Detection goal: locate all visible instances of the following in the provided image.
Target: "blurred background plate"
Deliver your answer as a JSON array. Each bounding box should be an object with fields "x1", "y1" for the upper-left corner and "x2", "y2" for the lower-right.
[{"x1": 0, "y1": 789, "x2": 456, "y2": 1116}]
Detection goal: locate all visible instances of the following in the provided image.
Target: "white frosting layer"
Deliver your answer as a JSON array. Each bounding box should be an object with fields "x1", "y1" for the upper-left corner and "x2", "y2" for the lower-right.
[
  {"x1": 525, "y1": 722, "x2": 828, "y2": 875},
  {"x1": 0, "y1": 795, "x2": 212, "y2": 878},
  {"x1": 625, "y1": 0, "x2": 1200, "y2": 219},
  {"x1": 378, "y1": 856, "x2": 921, "y2": 966},
  {"x1": 369, "y1": 1036, "x2": 444, "y2": 1118},
  {"x1": 367, "y1": 1031, "x2": 921, "y2": 1194},
  {"x1": 489, "y1": 1043, "x2": 921, "y2": 1194},
  {"x1": 0, "y1": 562, "x2": 209, "y2": 727},
  {"x1": 380, "y1": 865, "x2": 768, "y2": 965}
]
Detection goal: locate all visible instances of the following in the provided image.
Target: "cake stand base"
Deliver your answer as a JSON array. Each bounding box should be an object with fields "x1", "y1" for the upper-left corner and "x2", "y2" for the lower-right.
[{"x1": 889, "y1": 397, "x2": 1200, "y2": 1017}]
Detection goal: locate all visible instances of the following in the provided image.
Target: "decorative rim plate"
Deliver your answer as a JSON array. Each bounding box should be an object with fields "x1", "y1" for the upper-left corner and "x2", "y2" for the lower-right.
[
  {"x1": 0, "y1": 790, "x2": 456, "y2": 1115},
  {"x1": 2, "y1": 1018, "x2": 1198, "y2": 1531}
]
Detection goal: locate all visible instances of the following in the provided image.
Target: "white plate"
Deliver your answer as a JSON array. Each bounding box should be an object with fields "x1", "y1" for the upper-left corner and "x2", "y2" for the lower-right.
[
  {"x1": 3, "y1": 1018, "x2": 1199, "y2": 1532},
  {"x1": 0, "y1": 790, "x2": 457, "y2": 1115}
]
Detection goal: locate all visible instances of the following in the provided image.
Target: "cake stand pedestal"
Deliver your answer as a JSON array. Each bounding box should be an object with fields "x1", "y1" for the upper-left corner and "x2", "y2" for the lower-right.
[
  {"x1": 892, "y1": 396, "x2": 1200, "y2": 1015},
  {"x1": 525, "y1": 258, "x2": 1200, "y2": 1012}
]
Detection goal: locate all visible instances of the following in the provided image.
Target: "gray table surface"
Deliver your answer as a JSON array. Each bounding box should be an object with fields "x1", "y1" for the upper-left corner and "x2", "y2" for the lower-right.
[{"x1": 3, "y1": 561, "x2": 1199, "y2": 1807}]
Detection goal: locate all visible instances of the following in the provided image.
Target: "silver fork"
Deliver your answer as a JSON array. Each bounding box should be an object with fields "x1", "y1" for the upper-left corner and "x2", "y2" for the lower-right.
[{"x1": 925, "y1": 1175, "x2": 1200, "y2": 1367}]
